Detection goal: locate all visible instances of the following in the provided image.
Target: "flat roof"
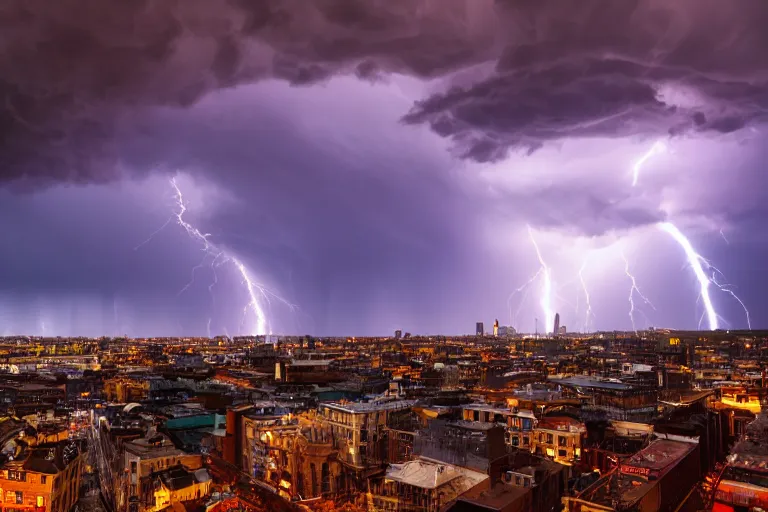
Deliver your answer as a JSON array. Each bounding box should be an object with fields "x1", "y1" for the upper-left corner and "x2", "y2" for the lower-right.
[
  {"x1": 549, "y1": 376, "x2": 632, "y2": 391},
  {"x1": 323, "y1": 400, "x2": 417, "y2": 414},
  {"x1": 623, "y1": 439, "x2": 696, "y2": 473}
]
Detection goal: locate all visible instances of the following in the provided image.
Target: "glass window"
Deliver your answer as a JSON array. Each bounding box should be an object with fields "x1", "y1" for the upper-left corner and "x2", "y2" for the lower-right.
[
  {"x1": 546, "y1": 433, "x2": 553, "y2": 444},
  {"x1": 15, "y1": 491, "x2": 23, "y2": 505},
  {"x1": 41, "y1": 476, "x2": 47, "y2": 485},
  {"x1": 558, "y1": 436, "x2": 567, "y2": 447},
  {"x1": 523, "y1": 436, "x2": 529, "y2": 446},
  {"x1": 511, "y1": 436, "x2": 519, "y2": 446}
]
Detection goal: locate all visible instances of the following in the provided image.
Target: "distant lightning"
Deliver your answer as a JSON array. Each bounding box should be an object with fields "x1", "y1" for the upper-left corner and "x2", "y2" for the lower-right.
[
  {"x1": 632, "y1": 140, "x2": 666, "y2": 186},
  {"x1": 507, "y1": 268, "x2": 542, "y2": 328},
  {"x1": 137, "y1": 176, "x2": 296, "y2": 336},
  {"x1": 527, "y1": 226, "x2": 554, "y2": 334},
  {"x1": 622, "y1": 252, "x2": 655, "y2": 332},
  {"x1": 719, "y1": 229, "x2": 730, "y2": 245},
  {"x1": 578, "y1": 260, "x2": 593, "y2": 332},
  {"x1": 660, "y1": 222, "x2": 751, "y2": 330}
]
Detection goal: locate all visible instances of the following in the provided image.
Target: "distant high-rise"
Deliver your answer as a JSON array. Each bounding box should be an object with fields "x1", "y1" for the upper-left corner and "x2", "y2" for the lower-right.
[
  {"x1": 493, "y1": 319, "x2": 499, "y2": 337},
  {"x1": 476, "y1": 322, "x2": 484, "y2": 336},
  {"x1": 558, "y1": 326, "x2": 566, "y2": 336},
  {"x1": 394, "y1": 330, "x2": 402, "y2": 339},
  {"x1": 553, "y1": 313, "x2": 560, "y2": 336}
]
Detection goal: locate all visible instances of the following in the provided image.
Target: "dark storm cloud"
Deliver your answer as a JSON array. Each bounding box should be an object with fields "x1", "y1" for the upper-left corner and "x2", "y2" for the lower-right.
[
  {"x1": 403, "y1": 0, "x2": 768, "y2": 160},
  {"x1": 0, "y1": 0, "x2": 498, "y2": 185},
  {"x1": 3, "y1": 0, "x2": 766, "y2": 181}
]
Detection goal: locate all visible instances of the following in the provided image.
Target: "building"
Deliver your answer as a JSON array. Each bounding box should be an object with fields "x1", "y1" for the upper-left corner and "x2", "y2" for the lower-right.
[
  {"x1": 563, "y1": 437, "x2": 701, "y2": 511},
  {"x1": 476, "y1": 323, "x2": 484, "y2": 337},
  {"x1": 0, "y1": 441, "x2": 85, "y2": 512},
  {"x1": 531, "y1": 416, "x2": 585, "y2": 466},
  {"x1": 241, "y1": 407, "x2": 300, "y2": 500},
  {"x1": 713, "y1": 410, "x2": 768, "y2": 511},
  {"x1": 493, "y1": 320, "x2": 499, "y2": 337},
  {"x1": 368, "y1": 457, "x2": 489, "y2": 512},
  {"x1": 552, "y1": 376, "x2": 658, "y2": 423},
  {"x1": 151, "y1": 464, "x2": 211, "y2": 511},
  {"x1": 553, "y1": 313, "x2": 560, "y2": 337},
  {"x1": 119, "y1": 432, "x2": 202, "y2": 511},
  {"x1": 394, "y1": 330, "x2": 402, "y2": 340}
]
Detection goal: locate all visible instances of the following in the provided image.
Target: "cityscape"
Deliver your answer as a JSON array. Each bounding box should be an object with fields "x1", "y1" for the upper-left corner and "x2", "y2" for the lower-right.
[
  {"x1": 0, "y1": 327, "x2": 763, "y2": 512},
  {"x1": 2, "y1": 1, "x2": 768, "y2": 512}
]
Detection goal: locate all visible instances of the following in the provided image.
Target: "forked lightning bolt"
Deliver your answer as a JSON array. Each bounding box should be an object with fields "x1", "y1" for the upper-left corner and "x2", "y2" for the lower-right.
[
  {"x1": 659, "y1": 222, "x2": 750, "y2": 330},
  {"x1": 507, "y1": 268, "x2": 542, "y2": 329},
  {"x1": 136, "y1": 175, "x2": 296, "y2": 336},
  {"x1": 622, "y1": 252, "x2": 655, "y2": 332},
  {"x1": 527, "y1": 226, "x2": 554, "y2": 334}
]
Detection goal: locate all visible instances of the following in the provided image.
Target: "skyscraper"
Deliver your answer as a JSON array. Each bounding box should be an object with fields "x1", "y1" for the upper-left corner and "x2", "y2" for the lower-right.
[
  {"x1": 553, "y1": 313, "x2": 560, "y2": 336},
  {"x1": 493, "y1": 319, "x2": 499, "y2": 337},
  {"x1": 476, "y1": 322, "x2": 484, "y2": 336}
]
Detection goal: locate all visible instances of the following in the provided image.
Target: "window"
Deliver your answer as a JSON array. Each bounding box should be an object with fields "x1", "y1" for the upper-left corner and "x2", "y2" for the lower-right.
[
  {"x1": 15, "y1": 491, "x2": 23, "y2": 505},
  {"x1": 41, "y1": 476, "x2": 47, "y2": 485},
  {"x1": 37, "y1": 496, "x2": 45, "y2": 507},
  {"x1": 523, "y1": 436, "x2": 530, "y2": 446},
  {"x1": 8, "y1": 471, "x2": 25, "y2": 482},
  {"x1": 546, "y1": 433, "x2": 553, "y2": 444},
  {"x1": 511, "y1": 436, "x2": 519, "y2": 447},
  {"x1": 131, "y1": 461, "x2": 137, "y2": 474},
  {"x1": 559, "y1": 449, "x2": 567, "y2": 458},
  {"x1": 558, "y1": 436, "x2": 567, "y2": 447}
]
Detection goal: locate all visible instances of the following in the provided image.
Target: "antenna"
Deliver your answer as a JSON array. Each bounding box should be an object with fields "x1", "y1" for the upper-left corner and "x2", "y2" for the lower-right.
[{"x1": 535, "y1": 317, "x2": 539, "y2": 339}]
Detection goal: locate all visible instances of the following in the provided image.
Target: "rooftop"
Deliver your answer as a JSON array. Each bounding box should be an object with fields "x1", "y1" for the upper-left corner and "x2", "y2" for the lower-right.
[
  {"x1": 549, "y1": 376, "x2": 632, "y2": 391},
  {"x1": 323, "y1": 399, "x2": 417, "y2": 414},
  {"x1": 386, "y1": 456, "x2": 488, "y2": 491}
]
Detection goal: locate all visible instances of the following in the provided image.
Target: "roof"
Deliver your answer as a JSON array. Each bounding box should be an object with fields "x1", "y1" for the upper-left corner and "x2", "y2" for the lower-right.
[
  {"x1": 323, "y1": 399, "x2": 417, "y2": 414},
  {"x1": 549, "y1": 376, "x2": 632, "y2": 391},
  {"x1": 386, "y1": 457, "x2": 488, "y2": 492},
  {"x1": 622, "y1": 439, "x2": 696, "y2": 474}
]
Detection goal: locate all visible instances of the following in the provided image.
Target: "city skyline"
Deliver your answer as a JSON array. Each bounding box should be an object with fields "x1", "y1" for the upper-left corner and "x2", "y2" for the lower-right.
[{"x1": 2, "y1": 1, "x2": 768, "y2": 336}]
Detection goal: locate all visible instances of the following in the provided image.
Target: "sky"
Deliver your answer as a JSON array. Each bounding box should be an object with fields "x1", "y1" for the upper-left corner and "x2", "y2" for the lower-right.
[{"x1": 1, "y1": 0, "x2": 767, "y2": 337}]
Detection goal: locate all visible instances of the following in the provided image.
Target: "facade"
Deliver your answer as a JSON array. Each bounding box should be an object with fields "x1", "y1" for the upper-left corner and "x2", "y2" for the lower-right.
[
  {"x1": 476, "y1": 323, "x2": 484, "y2": 336},
  {"x1": 531, "y1": 417, "x2": 585, "y2": 466},
  {"x1": 0, "y1": 441, "x2": 84, "y2": 512},
  {"x1": 241, "y1": 412, "x2": 301, "y2": 500}
]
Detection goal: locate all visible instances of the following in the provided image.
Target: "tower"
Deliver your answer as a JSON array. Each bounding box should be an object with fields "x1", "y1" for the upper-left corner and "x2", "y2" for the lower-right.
[
  {"x1": 493, "y1": 319, "x2": 499, "y2": 337},
  {"x1": 476, "y1": 322, "x2": 484, "y2": 336},
  {"x1": 553, "y1": 313, "x2": 560, "y2": 336}
]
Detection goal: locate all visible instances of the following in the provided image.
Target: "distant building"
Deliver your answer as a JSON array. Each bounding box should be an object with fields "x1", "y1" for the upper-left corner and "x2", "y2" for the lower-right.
[
  {"x1": 498, "y1": 326, "x2": 516, "y2": 337},
  {"x1": 476, "y1": 322, "x2": 484, "y2": 336},
  {"x1": 394, "y1": 330, "x2": 402, "y2": 340},
  {"x1": 558, "y1": 326, "x2": 566, "y2": 336},
  {"x1": 493, "y1": 319, "x2": 499, "y2": 337},
  {"x1": 553, "y1": 313, "x2": 560, "y2": 336}
]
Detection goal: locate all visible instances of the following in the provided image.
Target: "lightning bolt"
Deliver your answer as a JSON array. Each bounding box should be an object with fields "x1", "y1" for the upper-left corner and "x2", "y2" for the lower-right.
[
  {"x1": 527, "y1": 226, "x2": 554, "y2": 334},
  {"x1": 507, "y1": 268, "x2": 542, "y2": 329},
  {"x1": 137, "y1": 175, "x2": 296, "y2": 336},
  {"x1": 719, "y1": 229, "x2": 730, "y2": 245},
  {"x1": 660, "y1": 222, "x2": 750, "y2": 330},
  {"x1": 579, "y1": 260, "x2": 593, "y2": 333},
  {"x1": 659, "y1": 222, "x2": 718, "y2": 330},
  {"x1": 632, "y1": 140, "x2": 666, "y2": 187},
  {"x1": 622, "y1": 252, "x2": 655, "y2": 332}
]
